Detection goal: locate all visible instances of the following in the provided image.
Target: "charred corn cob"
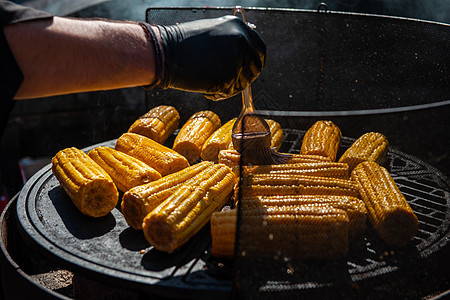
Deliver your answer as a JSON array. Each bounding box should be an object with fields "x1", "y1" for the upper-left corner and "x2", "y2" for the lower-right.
[
  {"x1": 143, "y1": 163, "x2": 236, "y2": 253},
  {"x1": 51, "y1": 147, "x2": 119, "y2": 218},
  {"x1": 173, "y1": 111, "x2": 221, "y2": 164},
  {"x1": 237, "y1": 174, "x2": 360, "y2": 199},
  {"x1": 127, "y1": 105, "x2": 179, "y2": 144},
  {"x1": 241, "y1": 161, "x2": 350, "y2": 179},
  {"x1": 218, "y1": 149, "x2": 331, "y2": 169},
  {"x1": 241, "y1": 195, "x2": 367, "y2": 237},
  {"x1": 115, "y1": 133, "x2": 189, "y2": 177},
  {"x1": 211, "y1": 205, "x2": 349, "y2": 259},
  {"x1": 88, "y1": 146, "x2": 161, "y2": 192},
  {"x1": 338, "y1": 132, "x2": 389, "y2": 171},
  {"x1": 351, "y1": 161, "x2": 418, "y2": 246},
  {"x1": 301, "y1": 120, "x2": 342, "y2": 161},
  {"x1": 122, "y1": 161, "x2": 213, "y2": 230},
  {"x1": 201, "y1": 118, "x2": 236, "y2": 162}
]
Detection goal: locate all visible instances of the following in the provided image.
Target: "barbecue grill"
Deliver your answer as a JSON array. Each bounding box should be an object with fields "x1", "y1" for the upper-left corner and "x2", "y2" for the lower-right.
[{"x1": 1, "y1": 6, "x2": 449, "y2": 299}]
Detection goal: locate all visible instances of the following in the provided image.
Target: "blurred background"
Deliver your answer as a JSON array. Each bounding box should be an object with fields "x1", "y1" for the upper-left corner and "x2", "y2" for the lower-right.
[
  {"x1": 15, "y1": 0, "x2": 450, "y2": 23},
  {"x1": 1, "y1": 0, "x2": 449, "y2": 209}
]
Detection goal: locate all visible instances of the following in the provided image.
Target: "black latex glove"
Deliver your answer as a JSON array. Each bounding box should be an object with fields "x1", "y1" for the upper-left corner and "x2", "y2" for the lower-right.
[{"x1": 146, "y1": 15, "x2": 266, "y2": 101}]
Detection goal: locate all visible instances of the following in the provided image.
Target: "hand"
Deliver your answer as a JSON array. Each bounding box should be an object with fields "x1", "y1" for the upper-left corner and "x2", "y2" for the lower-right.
[{"x1": 149, "y1": 15, "x2": 266, "y2": 100}]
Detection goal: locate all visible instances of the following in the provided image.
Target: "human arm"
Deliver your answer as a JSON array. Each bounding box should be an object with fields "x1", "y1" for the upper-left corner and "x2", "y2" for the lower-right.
[
  {"x1": 2, "y1": 0, "x2": 266, "y2": 101},
  {"x1": 5, "y1": 15, "x2": 266, "y2": 101},
  {"x1": 4, "y1": 16, "x2": 156, "y2": 99}
]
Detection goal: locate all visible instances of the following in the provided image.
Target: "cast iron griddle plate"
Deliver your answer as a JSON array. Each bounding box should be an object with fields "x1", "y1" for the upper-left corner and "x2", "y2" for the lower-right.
[
  {"x1": 15, "y1": 134, "x2": 450, "y2": 296},
  {"x1": 15, "y1": 140, "x2": 231, "y2": 298}
]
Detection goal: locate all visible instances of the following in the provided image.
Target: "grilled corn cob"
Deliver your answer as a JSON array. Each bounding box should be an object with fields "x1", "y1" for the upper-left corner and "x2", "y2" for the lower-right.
[
  {"x1": 88, "y1": 146, "x2": 161, "y2": 192},
  {"x1": 210, "y1": 208, "x2": 236, "y2": 258},
  {"x1": 351, "y1": 161, "x2": 418, "y2": 246},
  {"x1": 241, "y1": 195, "x2": 367, "y2": 237},
  {"x1": 115, "y1": 133, "x2": 189, "y2": 177},
  {"x1": 237, "y1": 174, "x2": 360, "y2": 199},
  {"x1": 338, "y1": 132, "x2": 389, "y2": 171},
  {"x1": 173, "y1": 110, "x2": 221, "y2": 164},
  {"x1": 122, "y1": 161, "x2": 213, "y2": 230},
  {"x1": 218, "y1": 149, "x2": 331, "y2": 169},
  {"x1": 211, "y1": 205, "x2": 349, "y2": 259},
  {"x1": 265, "y1": 119, "x2": 284, "y2": 151},
  {"x1": 301, "y1": 120, "x2": 342, "y2": 161},
  {"x1": 284, "y1": 154, "x2": 331, "y2": 163},
  {"x1": 201, "y1": 118, "x2": 236, "y2": 162},
  {"x1": 51, "y1": 147, "x2": 119, "y2": 218},
  {"x1": 143, "y1": 163, "x2": 236, "y2": 253},
  {"x1": 241, "y1": 162, "x2": 350, "y2": 179},
  {"x1": 127, "y1": 105, "x2": 179, "y2": 144}
]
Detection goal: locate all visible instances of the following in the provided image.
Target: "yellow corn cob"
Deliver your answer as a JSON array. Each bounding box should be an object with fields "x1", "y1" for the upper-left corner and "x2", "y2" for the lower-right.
[
  {"x1": 288, "y1": 154, "x2": 331, "y2": 163},
  {"x1": 122, "y1": 161, "x2": 213, "y2": 230},
  {"x1": 210, "y1": 208, "x2": 236, "y2": 258},
  {"x1": 300, "y1": 120, "x2": 342, "y2": 161},
  {"x1": 351, "y1": 161, "x2": 418, "y2": 246},
  {"x1": 51, "y1": 147, "x2": 119, "y2": 218},
  {"x1": 201, "y1": 118, "x2": 236, "y2": 162},
  {"x1": 127, "y1": 105, "x2": 179, "y2": 144},
  {"x1": 218, "y1": 149, "x2": 331, "y2": 169},
  {"x1": 241, "y1": 195, "x2": 367, "y2": 237},
  {"x1": 338, "y1": 132, "x2": 389, "y2": 171},
  {"x1": 115, "y1": 133, "x2": 189, "y2": 177},
  {"x1": 237, "y1": 174, "x2": 360, "y2": 199},
  {"x1": 265, "y1": 119, "x2": 284, "y2": 150},
  {"x1": 173, "y1": 110, "x2": 222, "y2": 164},
  {"x1": 241, "y1": 161, "x2": 350, "y2": 179},
  {"x1": 217, "y1": 149, "x2": 245, "y2": 169},
  {"x1": 143, "y1": 163, "x2": 236, "y2": 253},
  {"x1": 211, "y1": 205, "x2": 349, "y2": 259},
  {"x1": 88, "y1": 146, "x2": 161, "y2": 192}
]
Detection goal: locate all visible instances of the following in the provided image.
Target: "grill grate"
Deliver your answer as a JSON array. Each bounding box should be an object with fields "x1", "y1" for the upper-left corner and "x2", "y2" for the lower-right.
[
  {"x1": 231, "y1": 128, "x2": 449, "y2": 297},
  {"x1": 178, "y1": 128, "x2": 449, "y2": 294}
]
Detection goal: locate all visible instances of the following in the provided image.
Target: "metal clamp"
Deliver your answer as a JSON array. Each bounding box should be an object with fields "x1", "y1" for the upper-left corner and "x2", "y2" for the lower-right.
[
  {"x1": 232, "y1": 6, "x2": 256, "y2": 29},
  {"x1": 317, "y1": 2, "x2": 328, "y2": 13}
]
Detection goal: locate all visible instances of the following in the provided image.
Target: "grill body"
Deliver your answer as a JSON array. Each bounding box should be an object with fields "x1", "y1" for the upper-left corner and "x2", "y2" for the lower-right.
[{"x1": 0, "y1": 7, "x2": 448, "y2": 299}]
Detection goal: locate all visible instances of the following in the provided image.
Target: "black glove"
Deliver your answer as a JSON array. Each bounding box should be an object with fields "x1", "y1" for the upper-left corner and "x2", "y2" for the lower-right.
[{"x1": 146, "y1": 15, "x2": 266, "y2": 100}]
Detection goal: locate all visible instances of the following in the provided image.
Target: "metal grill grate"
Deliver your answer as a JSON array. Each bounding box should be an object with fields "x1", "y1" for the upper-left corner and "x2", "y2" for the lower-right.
[
  {"x1": 232, "y1": 128, "x2": 449, "y2": 297},
  {"x1": 175, "y1": 128, "x2": 449, "y2": 296}
]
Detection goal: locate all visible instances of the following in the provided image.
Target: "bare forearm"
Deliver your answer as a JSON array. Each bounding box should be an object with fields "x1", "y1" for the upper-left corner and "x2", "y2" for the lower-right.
[{"x1": 4, "y1": 16, "x2": 156, "y2": 99}]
